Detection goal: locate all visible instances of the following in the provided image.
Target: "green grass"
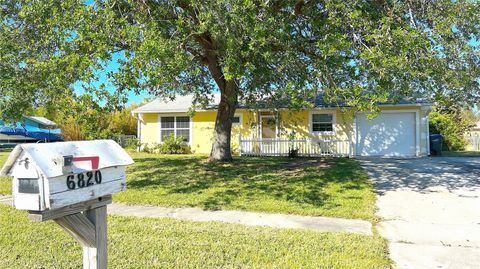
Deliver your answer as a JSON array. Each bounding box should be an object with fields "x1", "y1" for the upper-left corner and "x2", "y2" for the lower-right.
[
  {"x1": 441, "y1": 151, "x2": 480, "y2": 157},
  {"x1": 0, "y1": 151, "x2": 376, "y2": 220},
  {"x1": 114, "y1": 152, "x2": 376, "y2": 220},
  {"x1": 0, "y1": 150, "x2": 10, "y2": 195},
  {"x1": 0, "y1": 204, "x2": 390, "y2": 269}
]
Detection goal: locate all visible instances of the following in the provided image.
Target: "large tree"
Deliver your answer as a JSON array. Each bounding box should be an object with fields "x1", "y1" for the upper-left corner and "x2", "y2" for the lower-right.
[{"x1": 1, "y1": 0, "x2": 479, "y2": 161}]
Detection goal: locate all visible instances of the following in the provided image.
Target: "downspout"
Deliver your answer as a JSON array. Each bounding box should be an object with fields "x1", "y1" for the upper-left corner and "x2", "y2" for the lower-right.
[{"x1": 132, "y1": 111, "x2": 143, "y2": 152}]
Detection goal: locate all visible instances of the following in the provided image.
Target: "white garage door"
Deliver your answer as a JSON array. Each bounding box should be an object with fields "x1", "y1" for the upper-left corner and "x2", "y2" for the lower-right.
[{"x1": 356, "y1": 112, "x2": 417, "y2": 157}]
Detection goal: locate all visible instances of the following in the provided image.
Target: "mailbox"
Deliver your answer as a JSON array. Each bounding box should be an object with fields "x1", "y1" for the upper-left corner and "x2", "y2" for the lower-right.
[{"x1": 0, "y1": 140, "x2": 134, "y2": 211}]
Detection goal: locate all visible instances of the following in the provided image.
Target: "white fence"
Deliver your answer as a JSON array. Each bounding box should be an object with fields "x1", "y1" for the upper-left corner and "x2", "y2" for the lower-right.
[
  {"x1": 238, "y1": 138, "x2": 351, "y2": 157},
  {"x1": 466, "y1": 134, "x2": 480, "y2": 151}
]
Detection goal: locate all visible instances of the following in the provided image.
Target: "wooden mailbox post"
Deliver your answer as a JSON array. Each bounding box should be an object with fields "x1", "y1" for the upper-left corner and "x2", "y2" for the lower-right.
[{"x1": 0, "y1": 140, "x2": 134, "y2": 269}]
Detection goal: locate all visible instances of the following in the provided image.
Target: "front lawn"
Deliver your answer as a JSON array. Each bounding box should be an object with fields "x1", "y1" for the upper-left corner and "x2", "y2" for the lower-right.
[
  {"x1": 0, "y1": 204, "x2": 390, "y2": 268},
  {"x1": 115, "y1": 152, "x2": 376, "y2": 220},
  {"x1": 0, "y1": 151, "x2": 377, "y2": 220},
  {"x1": 0, "y1": 150, "x2": 10, "y2": 195}
]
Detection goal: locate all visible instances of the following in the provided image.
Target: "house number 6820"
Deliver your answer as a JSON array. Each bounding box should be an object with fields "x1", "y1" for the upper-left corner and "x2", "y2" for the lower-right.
[{"x1": 66, "y1": 171, "x2": 102, "y2": 190}]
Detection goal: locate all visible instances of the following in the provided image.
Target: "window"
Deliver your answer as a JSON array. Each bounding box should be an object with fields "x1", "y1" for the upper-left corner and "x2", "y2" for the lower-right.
[
  {"x1": 232, "y1": 115, "x2": 241, "y2": 125},
  {"x1": 160, "y1": 116, "x2": 190, "y2": 143},
  {"x1": 311, "y1": 113, "x2": 334, "y2": 133}
]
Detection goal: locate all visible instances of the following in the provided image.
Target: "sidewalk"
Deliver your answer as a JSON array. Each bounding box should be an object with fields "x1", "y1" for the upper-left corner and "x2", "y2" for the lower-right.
[
  {"x1": 0, "y1": 195, "x2": 372, "y2": 235},
  {"x1": 108, "y1": 203, "x2": 372, "y2": 235}
]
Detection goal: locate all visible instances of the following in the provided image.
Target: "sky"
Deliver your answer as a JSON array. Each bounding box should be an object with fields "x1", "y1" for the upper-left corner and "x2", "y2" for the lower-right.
[
  {"x1": 73, "y1": 52, "x2": 150, "y2": 105},
  {"x1": 75, "y1": 0, "x2": 150, "y2": 105}
]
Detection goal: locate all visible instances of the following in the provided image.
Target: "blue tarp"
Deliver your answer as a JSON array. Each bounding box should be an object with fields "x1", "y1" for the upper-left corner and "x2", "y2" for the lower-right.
[{"x1": 0, "y1": 121, "x2": 63, "y2": 142}]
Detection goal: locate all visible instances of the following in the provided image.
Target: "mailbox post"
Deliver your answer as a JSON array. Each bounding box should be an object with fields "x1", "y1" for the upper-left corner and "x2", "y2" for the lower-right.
[{"x1": 0, "y1": 140, "x2": 134, "y2": 269}]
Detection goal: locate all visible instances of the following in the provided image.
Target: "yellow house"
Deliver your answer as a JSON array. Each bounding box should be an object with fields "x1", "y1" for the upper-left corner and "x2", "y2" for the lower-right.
[{"x1": 132, "y1": 95, "x2": 432, "y2": 157}]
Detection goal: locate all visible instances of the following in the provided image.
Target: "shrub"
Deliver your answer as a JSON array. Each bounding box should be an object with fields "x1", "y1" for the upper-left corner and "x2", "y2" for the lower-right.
[
  {"x1": 155, "y1": 134, "x2": 191, "y2": 154},
  {"x1": 108, "y1": 106, "x2": 138, "y2": 136},
  {"x1": 124, "y1": 138, "x2": 141, "y2": 150},
  {"x1": 59, "y1": 116, "x2": 85, "y2": 141},
  {"x1": 141, "y1": 143, "x2": 156, "y2": 154},
  {"x1": 429, "y1": 112, "x2": 467, "y2": 151}
]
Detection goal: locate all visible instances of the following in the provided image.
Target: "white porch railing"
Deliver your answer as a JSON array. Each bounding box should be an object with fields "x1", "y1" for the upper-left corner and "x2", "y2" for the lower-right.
[{"x1": 238, "y1": 137, "x2": 351, "y2": 157}]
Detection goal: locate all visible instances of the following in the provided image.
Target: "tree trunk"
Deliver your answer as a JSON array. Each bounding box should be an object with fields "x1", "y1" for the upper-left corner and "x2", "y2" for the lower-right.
[
  {"x1": 189, "y1": 28, "x2": 238, "y2": 161},
  {"x1": 209, "y1": 80, "x2": 239, "y2": 162}
]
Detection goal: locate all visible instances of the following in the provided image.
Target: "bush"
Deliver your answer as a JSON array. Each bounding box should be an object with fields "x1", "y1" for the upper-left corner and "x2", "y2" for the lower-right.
[
  {"x1": 140, "y1": 143, "x2": 156, "y2": 154},
  {"x1": 155, "y1": 134, "x2": 191, "y2": 154},
  {"x1": 429, "y1": 112, "x2": 467, "y2": 151},
  {"x1": 59, "y1": 116, "x2": 85, "y2": 141},
  {"x1": 124, "y1": 138, "x2": 141, "y2": 150}
]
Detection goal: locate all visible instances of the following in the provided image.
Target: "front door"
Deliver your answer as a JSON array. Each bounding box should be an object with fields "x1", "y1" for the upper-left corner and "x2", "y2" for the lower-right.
[
  {"x1": 261, "y1": 116, "x2": 277, "y2": 154},
  {"x1": 261, "y1": 116, "x2": 276, "y2": 139}
]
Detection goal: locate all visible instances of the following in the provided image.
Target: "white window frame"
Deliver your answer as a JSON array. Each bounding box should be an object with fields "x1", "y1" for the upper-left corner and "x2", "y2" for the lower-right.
[
  {"x1": 309, "y1": 111, "x2": 336, "y2": 135},
  {"x1": 232, "y1": 113, "x2": 243, "y2": 126},
  {"x1": 158, "y1": 114, "x2": 192, "y2": 145}
]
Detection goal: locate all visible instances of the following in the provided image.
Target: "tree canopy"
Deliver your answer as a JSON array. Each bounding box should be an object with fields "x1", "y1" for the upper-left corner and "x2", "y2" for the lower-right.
[{"x1": 1, "y1": 0, "x2": 479, "y2": 160}]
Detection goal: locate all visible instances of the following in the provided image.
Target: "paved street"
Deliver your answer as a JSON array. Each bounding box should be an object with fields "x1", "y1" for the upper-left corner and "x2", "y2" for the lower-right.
[{"x1": 360, "y1": 157, "x2": 480, "y2": 269}]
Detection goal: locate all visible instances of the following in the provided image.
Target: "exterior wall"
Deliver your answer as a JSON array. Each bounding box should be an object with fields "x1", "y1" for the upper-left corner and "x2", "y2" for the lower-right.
[
  {"x1": 420, "y1": 107, "x2": 431, "y2": 155},
  {"x1": 191, "y1": 110, "x2": 256, "y2": 154},
  {"x1": 189, "y1": 108, "x2": 354, "y2": 154},
  {"x1": 139, "y1": 113, "x2": 160, "y2": 148},
  {"x1": 137, "y1": 105, "x2": 430, "y2": 156},
  {"x1": 191, "y1": 111, "x2": 215, "y2": 154},
  {"x1": 277, "y1": 109, "x2": 353, "y2": 141}
]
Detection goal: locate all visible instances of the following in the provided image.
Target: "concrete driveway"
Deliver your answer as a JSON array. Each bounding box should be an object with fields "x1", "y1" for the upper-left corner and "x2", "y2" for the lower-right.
[{"x1": 360, "y1": 157, "x2": 480, "y2": 269}]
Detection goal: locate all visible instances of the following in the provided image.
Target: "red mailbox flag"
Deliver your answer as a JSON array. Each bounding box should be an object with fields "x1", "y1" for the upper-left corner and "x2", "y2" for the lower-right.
[{"x1": 72, "y1": 156, "x2": 100, "y2": 170}]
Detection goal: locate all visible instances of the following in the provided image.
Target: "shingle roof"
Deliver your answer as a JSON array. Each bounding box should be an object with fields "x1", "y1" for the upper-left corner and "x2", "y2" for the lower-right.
[
  {"x1": 132, "y1": 95, "x2": 221, "y2": 113},
  {"x1": 132, "y1": 94, "x2": 430, "y2": 113},
  {"x1": 313, "y1": 94, "x2": 431, "y2": 107}
]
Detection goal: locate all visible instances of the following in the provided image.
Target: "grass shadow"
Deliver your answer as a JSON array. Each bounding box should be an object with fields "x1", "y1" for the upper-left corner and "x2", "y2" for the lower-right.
[{"x1": 122, "y1": 153, "x2": 373, "y2": 219}]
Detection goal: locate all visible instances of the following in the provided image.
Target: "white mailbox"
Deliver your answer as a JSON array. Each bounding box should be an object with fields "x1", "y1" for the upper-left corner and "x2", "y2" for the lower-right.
[{"x1": 0, "y1": 140, "x2": 134, "y2": 211}]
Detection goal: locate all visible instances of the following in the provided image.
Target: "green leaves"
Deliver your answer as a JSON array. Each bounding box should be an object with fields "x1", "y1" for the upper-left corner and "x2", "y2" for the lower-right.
[
  {"x1": 429, "y1": 111, "x2": 471, "y2": 151},
  {"x1": 1, "y1": 0, "x2": 479, "y2": 119}
]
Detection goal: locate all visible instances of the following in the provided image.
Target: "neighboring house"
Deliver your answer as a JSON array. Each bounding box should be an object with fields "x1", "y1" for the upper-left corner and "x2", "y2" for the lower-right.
[
  {"x1": 0, "y1": 116, "x2": 63, "y2": 146},
  {"x1": 468, "y1": 121, "x2": 480, "y2": 135},
  {"x1": 466, "y1": 121, "x2": 480, "y2": 151},
  {"x1": 132, "y1": 95, "x2": 432, "y2": 157}
]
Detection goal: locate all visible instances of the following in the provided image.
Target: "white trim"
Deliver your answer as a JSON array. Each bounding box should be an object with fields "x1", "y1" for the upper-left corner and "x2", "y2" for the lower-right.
[
  {"x1": 415, "y1": 110, "x2": 420, "y2": 156},
  {"x1": 260, "y1": 115, "x2": 278, "y2": 139},
  {"x1": 137, "y1": 115, "x2": 141, "y2": 151},
  {"x1": 355, "y1": 109, "x2": 421, "y2": 157},
  {"x1": 351, "y1": 113, "x2": 357, "y2": 157},
  {"x1": 136, "y1": 113, "x2": 144, "y2": 151},
  {"x1": 309, "y1": 110, "x2": 337, "y2": 136},
  {"x1": 158, "y1": 114, "x2": 192, "y2": 145},
  {"x1": 426, "y1": 114, "x2": 431, "y2": 155}
]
